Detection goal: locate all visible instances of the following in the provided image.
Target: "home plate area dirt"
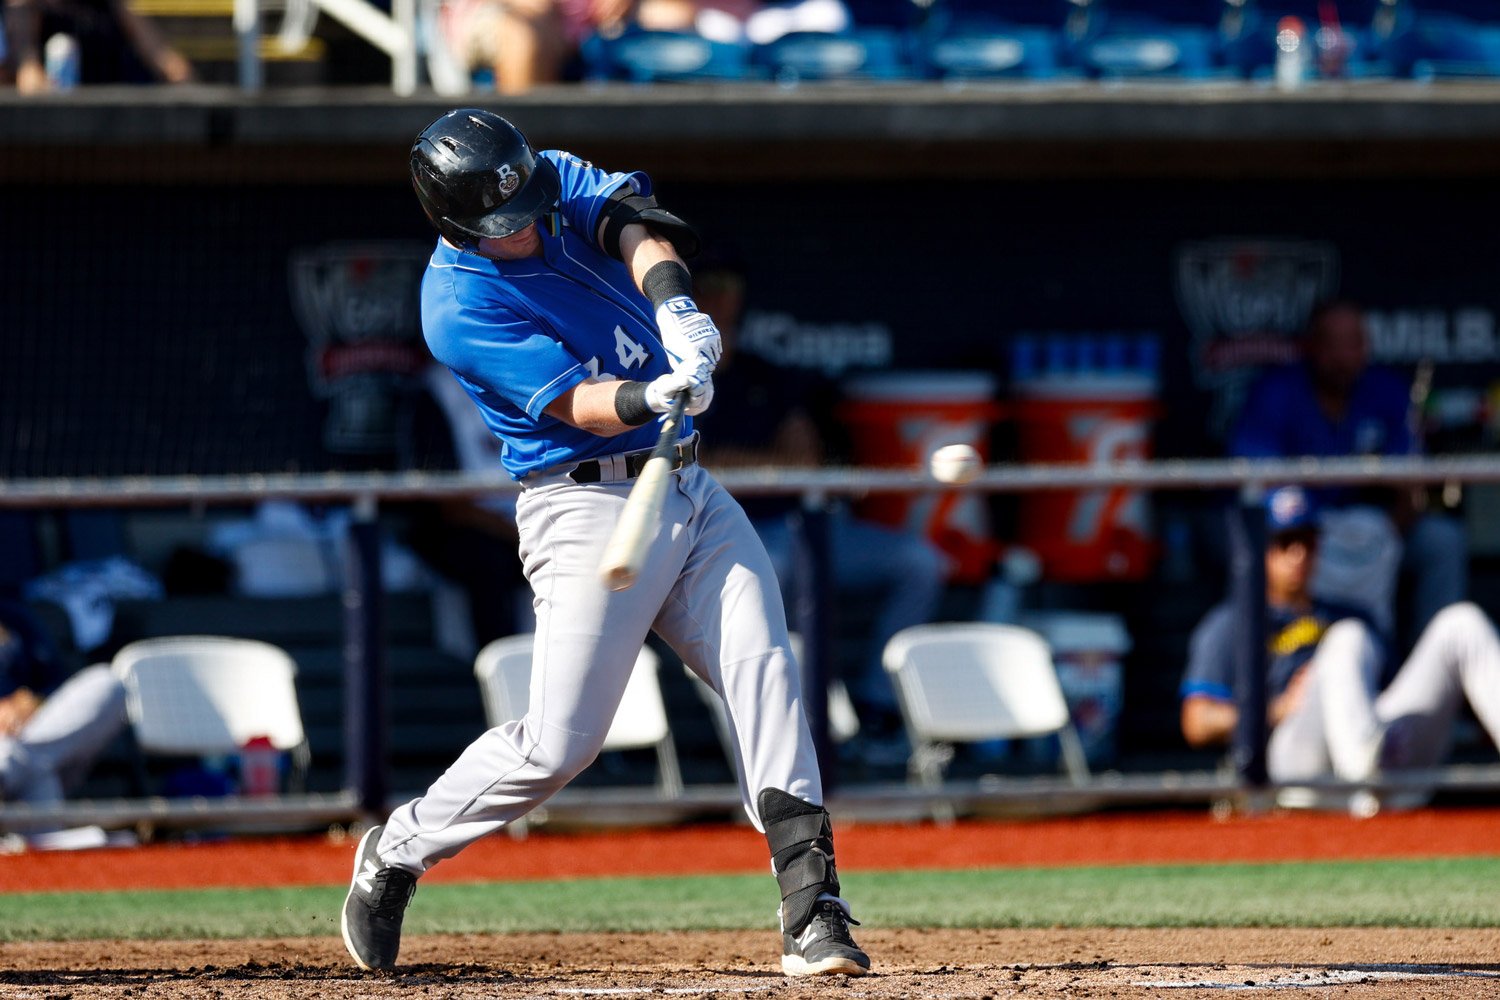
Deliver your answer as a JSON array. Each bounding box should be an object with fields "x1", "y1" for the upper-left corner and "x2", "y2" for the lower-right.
[{"x1": 5, "y1": 929, "x2": 1500, "y2": 999}]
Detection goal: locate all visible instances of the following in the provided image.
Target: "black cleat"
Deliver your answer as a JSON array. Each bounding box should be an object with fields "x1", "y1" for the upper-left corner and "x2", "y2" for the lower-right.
[
  {"x1": 781, "y1": 898, "x2": 871, "y2": 977},
  {"x1": 341, "y1": 824, "x2": 417, "y2": 971}
]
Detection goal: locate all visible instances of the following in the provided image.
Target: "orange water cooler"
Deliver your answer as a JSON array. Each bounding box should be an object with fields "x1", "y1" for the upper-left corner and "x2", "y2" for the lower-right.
[
  {"x1": 1011, "y1": 335, "x2": 1160, "y2": 583},
  {"x1": 839, "y1": 371, "x2": 1005, "y2": 584}
]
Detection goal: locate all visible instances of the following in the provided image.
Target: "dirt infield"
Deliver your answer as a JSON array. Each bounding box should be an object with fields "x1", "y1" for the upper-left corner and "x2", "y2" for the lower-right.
[
  {"x1": 5, "y1": 809, "x2": 1500, "y2": 997},
  {"x1": 4, "y1": 929, "x2": 1500, "y2": 998}
]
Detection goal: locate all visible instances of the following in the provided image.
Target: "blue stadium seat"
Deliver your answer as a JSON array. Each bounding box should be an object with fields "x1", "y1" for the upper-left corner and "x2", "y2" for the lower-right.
[
  {"x1": 580, "y1": 28, "x2": 752, "y2": 82},
  {"x1": 915, "y1": 0, "x2": 1081, "y2": 80},
  {"x1": 1072, "y1": 0, "x2": 1235, "y2": 79},
  {"x1": 1225, "y1": 0, "x2": 1392, "y2": 79},
  {"x1": 920, "y1": 25, "x2": 1066, "y2": 80},
  {"x1": 1383, "y1": 0, "x2": 1500, "y2": 79},
  {"x1": 751, "y1": 26, "x2": 915, "y2": 82}
]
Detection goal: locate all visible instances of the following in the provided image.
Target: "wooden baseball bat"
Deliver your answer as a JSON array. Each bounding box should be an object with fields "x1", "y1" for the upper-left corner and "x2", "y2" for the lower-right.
[{"x1": 597, "y1": 390, "x2": 689, "y2": 591}]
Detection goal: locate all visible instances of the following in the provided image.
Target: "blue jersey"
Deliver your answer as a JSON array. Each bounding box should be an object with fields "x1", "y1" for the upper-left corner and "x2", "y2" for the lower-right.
[
  {"x1": 1231, "y1": 363, "x2": 1414, "y2": 459},
  {"x1": 1181, "y1": 598, "x2": 1380, "y2": 705},
  {"x1": 1230, "y1": 363, "x2": 1414, "y2": 506},
  {"x1": 421, "y1": 150, "x2": 690, "y2": 480}
]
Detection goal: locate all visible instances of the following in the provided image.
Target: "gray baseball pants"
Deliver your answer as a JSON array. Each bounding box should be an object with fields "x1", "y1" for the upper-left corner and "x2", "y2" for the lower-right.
[
  {"x1": 0, "y1": 664, "x2": 127, "y2": 804},
  {"x1": 1269, "y1": 601, "x2": 1500, "y2": 784},
  {"x1": 381, "y1": 462, "x2": 821, "y2": 873}
]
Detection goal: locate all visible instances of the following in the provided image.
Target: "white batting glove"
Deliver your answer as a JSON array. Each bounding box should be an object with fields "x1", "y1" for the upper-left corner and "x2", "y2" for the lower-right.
[
  {"x1": 655, "y1": 296, "x2": 722, "y2": 372},
  {"x1": 645, "y1": 368, "x2": 714, "y2": 417}
]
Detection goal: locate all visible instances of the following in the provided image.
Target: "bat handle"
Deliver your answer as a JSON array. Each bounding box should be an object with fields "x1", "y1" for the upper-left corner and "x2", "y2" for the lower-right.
[{"x1": 652, "y1": 389, "x2": 689, "y2": 457}]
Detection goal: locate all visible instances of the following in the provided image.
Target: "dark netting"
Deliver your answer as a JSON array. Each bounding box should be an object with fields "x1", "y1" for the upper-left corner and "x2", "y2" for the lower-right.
[{"x1": 1, "y1": 178, "x2": 446, "y2": 477}]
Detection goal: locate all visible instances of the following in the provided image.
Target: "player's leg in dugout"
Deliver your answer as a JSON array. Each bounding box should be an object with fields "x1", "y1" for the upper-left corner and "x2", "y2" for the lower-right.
[
  {"x1": 378, "y1": 476, "x2": 697, "y2": 873},
  {"x1": 1268, "y1": 619, "x2": 1385, "y2": 785},
  {"x1": 0, "y1": 664, "x2": 127, "y2": 805},
  {"x1": 829, "y1": 510, "x2": 945, "y2": 729},
  {"x1": 651, "y1": 464, "x2": 823, "y2": 828},
  {"x1": 1373, "y1": 600, "x2": 1500, "y2": 769},
  {"x1": 1402, "y1": 513, "x2": 1469, "y2": 639}
]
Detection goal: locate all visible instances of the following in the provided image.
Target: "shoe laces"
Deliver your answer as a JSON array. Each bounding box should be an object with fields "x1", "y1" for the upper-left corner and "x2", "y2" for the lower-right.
[
  {"x1": 370, "y1": 867, "x2": 417, "y2": 919},
  {"x1": 809, "y1": 898, "x2": 860, "y2": 941}
]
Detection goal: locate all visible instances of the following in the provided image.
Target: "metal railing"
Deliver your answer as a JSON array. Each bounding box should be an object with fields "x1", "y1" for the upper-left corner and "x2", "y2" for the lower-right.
[
  {"x1": 8, "y1": 455, "x2": 1500, "y2": 508},
  {"x1": 3, "y1": 454, "x2": 1500, "y2": 834},
  {"x1": 234, "y1": 0, "x2": 417, "y2": 92}
]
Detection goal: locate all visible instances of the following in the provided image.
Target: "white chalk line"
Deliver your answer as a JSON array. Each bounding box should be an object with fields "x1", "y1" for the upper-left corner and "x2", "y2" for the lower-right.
[
  {"x1": 1134, "y1": 966, "x2": 1500, "y2": 989},
  {"x1": 556, "y1": 987, "x2": 777, "y2": 996}
]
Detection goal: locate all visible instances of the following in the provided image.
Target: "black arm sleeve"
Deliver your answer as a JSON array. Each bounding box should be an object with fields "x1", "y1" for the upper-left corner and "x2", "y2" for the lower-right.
[
  {"x1": 641, "y1": 260, "x2": 694, "y2": 310},
  {"x1": 597, "y1": 186, "x2": 701, "y2": 262}
]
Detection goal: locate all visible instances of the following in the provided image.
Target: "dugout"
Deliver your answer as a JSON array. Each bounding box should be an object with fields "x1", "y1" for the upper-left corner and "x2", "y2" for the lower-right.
[{"x1": 6, "y1": 84, "x2": 1500, "y2": 812}]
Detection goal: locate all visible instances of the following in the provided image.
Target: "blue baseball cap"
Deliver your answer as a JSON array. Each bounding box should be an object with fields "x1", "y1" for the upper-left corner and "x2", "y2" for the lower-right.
[{"x1": 1265, "y1": 485, "x2": 1319, "y2": 537}]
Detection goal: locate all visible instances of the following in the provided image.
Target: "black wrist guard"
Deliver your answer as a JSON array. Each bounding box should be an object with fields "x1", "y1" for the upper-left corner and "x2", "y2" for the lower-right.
[
  {"x1": 642, "y1": 261, "x2": 694, "y2": 311},
  {"x1": 614, "y1": 381, "x2": 656, "y2": 426}
]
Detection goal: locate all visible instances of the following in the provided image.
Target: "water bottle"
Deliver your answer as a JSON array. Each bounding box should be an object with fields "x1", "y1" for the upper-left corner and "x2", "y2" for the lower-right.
[
  {"x1": 238, "y1": 735, "x2": 282, "y2": 797},
  {"x1": 1315, "y1": 23, "x2": 1351, "y2": 79},
  {"x1": 1275, "y1": 16, "x2": 1307, "y2": 91},
  {"x1": 44, "y1": 33, "x2": 80, "y2": 90}
]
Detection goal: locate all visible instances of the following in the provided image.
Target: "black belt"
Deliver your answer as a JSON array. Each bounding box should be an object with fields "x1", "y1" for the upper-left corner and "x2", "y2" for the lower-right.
[{"x1": 568, "y1": 436, "x2": 699, "y2": 484}]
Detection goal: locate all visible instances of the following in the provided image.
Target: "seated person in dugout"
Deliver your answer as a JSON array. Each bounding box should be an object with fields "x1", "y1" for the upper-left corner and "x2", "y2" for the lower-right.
[
  {"x1": 1179, "y1": 485, "x2": 1500, "y2": 810},
  {"x1": 1230, "y1": 300, "x2": 1467, "y2": 642},
  {"x1": 0, "y1": 599, "x2": 127, "y2": 811}
]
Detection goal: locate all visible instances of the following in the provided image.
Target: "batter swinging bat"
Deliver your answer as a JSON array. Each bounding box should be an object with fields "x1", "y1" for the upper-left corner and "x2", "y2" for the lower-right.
[{"x1": 597, "y1": 390, "x2": 689, "y2": 591}]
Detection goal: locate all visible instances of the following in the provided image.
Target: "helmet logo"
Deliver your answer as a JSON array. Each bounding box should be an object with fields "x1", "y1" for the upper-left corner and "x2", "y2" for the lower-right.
[{"x1": 496, "y1": 163, "x2": 521, "y2": 197}]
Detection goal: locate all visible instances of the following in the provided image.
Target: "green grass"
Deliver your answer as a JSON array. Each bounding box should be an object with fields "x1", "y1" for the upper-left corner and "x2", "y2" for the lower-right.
[{"x1": 6, "y1": 858, "x2": 1500, "y2": 941}]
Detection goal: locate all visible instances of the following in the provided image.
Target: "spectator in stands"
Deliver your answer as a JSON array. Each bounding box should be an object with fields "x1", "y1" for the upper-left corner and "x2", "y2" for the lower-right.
[
  {"x1": 690, "y1": 243, "x2": 947, "y2": 763},
  {"x1": 437, "y1": 0, "x2": 844, "y2": 93},
  {"x1": 1180, "y1": 485, "x2": 1500, "y2": 812},
  {"x1": 437, "y1": 0, "x2": 746, "y2": 93},
  {"x1": 0, "y1": 599, "x2": 127, "y2": 812},
  {"x1": 1230, "y1": 299, "x2": 1467, "y2": 642},
  {"x1": 2, "y1": 0, "x2": 195, "y2": 91}
]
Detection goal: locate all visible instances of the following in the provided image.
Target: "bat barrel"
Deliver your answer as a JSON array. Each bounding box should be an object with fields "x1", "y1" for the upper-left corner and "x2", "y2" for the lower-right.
[{"x1": 595, "y1": 390, "x2": 690, "y2": 591}]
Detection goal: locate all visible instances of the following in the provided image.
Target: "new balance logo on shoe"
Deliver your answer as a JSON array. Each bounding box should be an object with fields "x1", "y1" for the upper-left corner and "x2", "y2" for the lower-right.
[{"x1": 354, "y1": 858, "x2": 381, "y2": 895}]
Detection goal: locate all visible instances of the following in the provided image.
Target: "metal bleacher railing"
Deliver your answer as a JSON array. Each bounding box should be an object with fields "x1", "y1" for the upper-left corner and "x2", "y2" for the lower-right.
[
  {"x1": 4, "y1": 453, "x2": 1500, "y2": 835},
  {"x1": 232, "y1": 0, "x2": 419, "y2": 91}
]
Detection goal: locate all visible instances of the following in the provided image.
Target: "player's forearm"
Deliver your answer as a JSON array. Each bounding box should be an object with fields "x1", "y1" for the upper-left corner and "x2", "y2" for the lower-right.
[
  {"x1": 546, "y1": 379, "x2": 640, "y2": 438},
  {"x1": 619, "y1": 224, "x2": 683, "y2": 295},
  {"x1": 1180, "y1": 697, "x2": 1237, "y2": 748},
  {"x1": 0, "y1": 686, "x2": 40, "y2": 736}
]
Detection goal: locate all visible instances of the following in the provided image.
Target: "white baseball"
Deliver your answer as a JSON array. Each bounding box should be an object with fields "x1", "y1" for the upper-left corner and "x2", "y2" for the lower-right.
[{"x1": 928, "y1": 443, "x2": 983, "y2": 485}]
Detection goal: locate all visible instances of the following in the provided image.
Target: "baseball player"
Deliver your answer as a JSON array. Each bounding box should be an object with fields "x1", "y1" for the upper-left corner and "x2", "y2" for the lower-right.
[
  {"x1": 340, "y1": 109, "x2": 870, "y2": 978},
  {"x1": 1180, "y1": 485, "x2": 1500, "y2": 807},
  {"x1": 0, "y1": 600, "x2": 128, "y2": 815}
]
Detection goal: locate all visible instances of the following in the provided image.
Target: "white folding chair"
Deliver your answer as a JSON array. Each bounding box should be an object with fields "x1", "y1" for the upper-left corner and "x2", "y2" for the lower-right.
[
  {"x1": 882, "y1": 622, "x2": 1091, "y2": 791},
  {"x1": 683, "y1": 632, "x2": 860, "y2": 771},
  {"x1": 473, "y1": 634, "x2": 683, "y2": 799},
  {"x1": 112, "y1": 635, "x2": 311, "y2": 793}
]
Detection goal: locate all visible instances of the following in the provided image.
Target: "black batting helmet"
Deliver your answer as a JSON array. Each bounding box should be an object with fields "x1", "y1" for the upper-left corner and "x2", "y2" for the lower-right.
[{"x1": 410, "y1": 109, "x2": 561, "y2": 249}]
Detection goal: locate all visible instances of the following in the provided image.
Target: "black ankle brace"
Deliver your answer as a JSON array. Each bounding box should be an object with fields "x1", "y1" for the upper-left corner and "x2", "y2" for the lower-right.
[{"x1": 758, "y1": 787, "x2": 840, "y2": 935}]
